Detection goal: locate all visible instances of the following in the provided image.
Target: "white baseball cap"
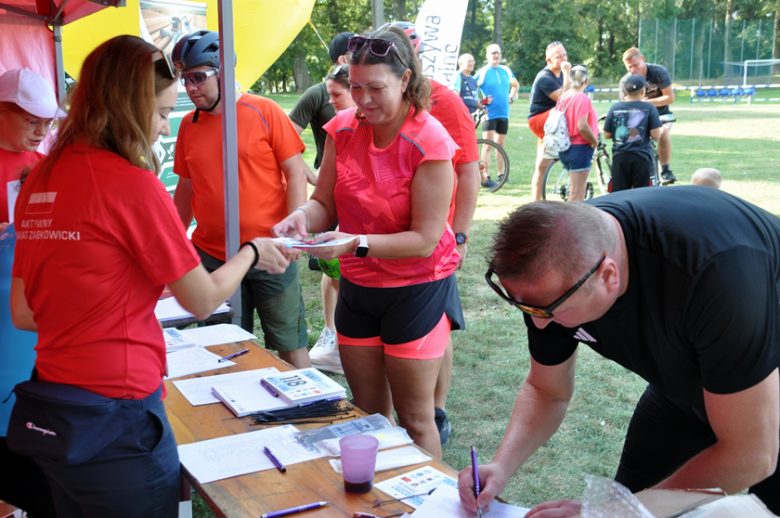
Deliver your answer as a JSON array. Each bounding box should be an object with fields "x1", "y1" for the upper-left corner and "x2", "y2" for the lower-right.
[{"x1": 0, "y1": 68, "x2": 68, "y2": 119}]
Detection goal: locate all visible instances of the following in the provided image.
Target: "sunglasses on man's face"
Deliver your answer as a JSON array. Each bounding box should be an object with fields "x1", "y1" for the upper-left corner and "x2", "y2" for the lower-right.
[
  {"x1": 485, "y1": 252, "x2": 607, "y2": 319},
  {"x1": 180, "y1": 68, "x2": 218, "y2": 87},
  {"x1": 347, "y1": 36, "x2": 409, "y2": 69},
  {"x1": 491, "y1": 51, "x2": 502, "y2": 55}
]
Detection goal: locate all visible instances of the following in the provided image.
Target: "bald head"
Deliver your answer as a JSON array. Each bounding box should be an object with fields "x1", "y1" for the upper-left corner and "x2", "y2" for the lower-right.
[
  {"x1": 691, "y1": 168, "x2": 722, "y2": 189},
  {"x1": 459, "y1": 53, "x2": 475, "y2": 74},
  {"x1": 486, "y1": 44, "x2": 502, "y2": 66}
]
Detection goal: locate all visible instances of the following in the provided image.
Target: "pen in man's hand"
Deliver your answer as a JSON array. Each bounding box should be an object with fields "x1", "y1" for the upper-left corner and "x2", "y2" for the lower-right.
[
  {"x1": 218, "y1": 348, "x2": 250, "y2": 363},
  {"x1": 471, "y1": 445, "x2": 482, "y2": 518}
]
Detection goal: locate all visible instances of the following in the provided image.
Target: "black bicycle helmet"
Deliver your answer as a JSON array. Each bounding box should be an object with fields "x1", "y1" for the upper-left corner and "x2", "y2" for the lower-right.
[{"x1": 172, "y1": 30, "x2": 222, "y2": 71}]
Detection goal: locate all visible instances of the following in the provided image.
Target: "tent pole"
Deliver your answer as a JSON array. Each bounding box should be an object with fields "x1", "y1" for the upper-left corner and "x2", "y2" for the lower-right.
[
  {"x1": 217, "y1": 0, "x2": 243, "y2": 327},
  {"x1": 53, "y1": 24, "x2": 66, "y2": 106}
]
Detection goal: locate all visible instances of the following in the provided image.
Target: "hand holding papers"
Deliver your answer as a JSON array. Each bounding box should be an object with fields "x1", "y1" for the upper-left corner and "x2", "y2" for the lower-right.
[{"x1": 274, "y1": 236, "x2": 356, "y2": 249}]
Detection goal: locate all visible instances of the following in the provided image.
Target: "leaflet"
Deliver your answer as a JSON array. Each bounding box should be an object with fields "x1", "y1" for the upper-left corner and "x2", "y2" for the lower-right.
[{"x1": 273, "y1": 236, "x2": 356, "y2": 249}]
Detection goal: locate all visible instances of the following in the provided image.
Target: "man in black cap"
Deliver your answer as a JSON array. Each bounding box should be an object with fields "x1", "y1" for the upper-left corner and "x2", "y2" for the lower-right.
[
  {"x1": 289, "y1": 31, "x2": 355, "y2": 185},
  {"x1": 602, "y1": 74, "x2": 663, "y2": 192}
]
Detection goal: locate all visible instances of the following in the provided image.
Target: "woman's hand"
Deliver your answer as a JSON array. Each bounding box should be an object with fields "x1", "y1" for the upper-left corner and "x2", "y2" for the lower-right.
[
  {"x1": 271, "y1": 209, "x2": 308, "y2": 241},
  {"x1": 525, "y1": 499, "x2": 582, "y2": 518},
  {"x1": 458, "y1": 461, "x2": 510, "y2": 513},
  {"x1": 250, "y1": 238, "x2": 295, "y2": 274},
  {"x1": 306, "y1": 232, "x2": 357, "y2": 261}
]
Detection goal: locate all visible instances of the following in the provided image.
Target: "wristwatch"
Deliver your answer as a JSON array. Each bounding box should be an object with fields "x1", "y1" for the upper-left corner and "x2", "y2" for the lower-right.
[
  {"x1": 354, "y1": 234, "x2": 369, "y2": 257},
  {"x1": 455, "y1": 233, "x2": 469, "y2": 245}
]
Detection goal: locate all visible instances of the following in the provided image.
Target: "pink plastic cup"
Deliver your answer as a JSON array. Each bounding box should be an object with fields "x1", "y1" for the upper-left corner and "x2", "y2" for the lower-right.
[{"x1": 340, "y1": 434, "x2": 379, "y2": 494}]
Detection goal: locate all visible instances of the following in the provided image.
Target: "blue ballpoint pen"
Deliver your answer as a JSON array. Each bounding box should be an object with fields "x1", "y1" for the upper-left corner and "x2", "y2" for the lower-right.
[
  {"x1": 218, "y1": 348, "x2": 250, "y2": 363},
  {"x1": 261, "y1": 500, "x2": 329, "y2": 518},
  {"x1": 472, "y1": 446, "x2": 482, "y2": 518},
  {"x1": 264, "y1": 446, "x2": 287, "y2": 473}
]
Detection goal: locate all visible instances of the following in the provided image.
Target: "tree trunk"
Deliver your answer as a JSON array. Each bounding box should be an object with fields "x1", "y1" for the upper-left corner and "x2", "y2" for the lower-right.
[
  {"x1": 292, "y1": 52, "x2": 314, "y2": 93},
  {"x1": 494, "y1": 0, "x2": 503, "y2": 47},
  {"x1": 372, "y1": 0, "x2": 384, "y2": 29},
  {"x1": 394, "y1": 0, "x2": 406, "y2": 21},
  {"x1": 724, "y1": 0, "x2": 733, "y2": 76}
]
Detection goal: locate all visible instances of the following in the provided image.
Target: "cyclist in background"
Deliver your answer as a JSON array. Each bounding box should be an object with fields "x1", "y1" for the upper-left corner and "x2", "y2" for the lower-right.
[
  {"x1": 619, "y1": 47, "x2": 676, "y2": 185},
  {"x1": 554, "y1": 65, "x2": 598, "y2": 202},
  {"x1": 450, "y1": 53, "x2": 482, "y2": 117},
  {"x1": 603, "y1": 74, "x2": 663, "y2": 191},
  {"x1": 474, "y1": 44, "x2": 519, "y2": 189},
  {"x1": 528, "y1": 41, "x2": 571, "y2": 201}
]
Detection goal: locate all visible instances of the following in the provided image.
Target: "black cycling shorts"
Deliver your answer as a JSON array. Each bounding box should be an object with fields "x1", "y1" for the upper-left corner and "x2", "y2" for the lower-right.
[{"x1": 485, "y1": 118, "x2": 509, "y2": 135}]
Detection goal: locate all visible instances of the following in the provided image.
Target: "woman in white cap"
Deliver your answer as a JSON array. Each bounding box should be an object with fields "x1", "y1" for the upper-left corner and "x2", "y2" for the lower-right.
[{"x1": 0, "y1": 68, "x2": 67, "y2": 229}]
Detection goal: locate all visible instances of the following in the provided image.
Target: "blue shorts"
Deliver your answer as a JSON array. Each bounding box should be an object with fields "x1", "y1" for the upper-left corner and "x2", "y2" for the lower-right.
[{"x1": 558, "y1": 144, "x2": 594, "y2": 173}]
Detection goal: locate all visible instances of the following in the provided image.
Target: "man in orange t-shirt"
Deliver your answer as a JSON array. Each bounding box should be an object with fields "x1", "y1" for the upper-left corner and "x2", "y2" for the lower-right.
[{"x1": 172, "y1": 31, "x2": 311, "y2": 368}]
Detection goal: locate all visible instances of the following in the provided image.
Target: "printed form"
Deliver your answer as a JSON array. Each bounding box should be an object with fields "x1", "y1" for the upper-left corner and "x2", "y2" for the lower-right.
[{"x1": 177, "y1": 425, "x2": 323, "y2": 484}]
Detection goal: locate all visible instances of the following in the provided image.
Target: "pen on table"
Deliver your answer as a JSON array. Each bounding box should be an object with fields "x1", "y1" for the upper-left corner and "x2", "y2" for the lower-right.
[
  {"x1": 260, "y1": 500, "x2": 329, "y2": 518},
  {"x1": 218, "y1": 348, "x2": 250, "y2": 363},
  {"x1": 264, "y1": 446, "x2": 286, "y2": 473},
  {"x1": 472, "y1": 445, "x2": 482, "y2": 518},
  {"x1": 260, "y1": 379, "x2": 279, "y2": 397}
]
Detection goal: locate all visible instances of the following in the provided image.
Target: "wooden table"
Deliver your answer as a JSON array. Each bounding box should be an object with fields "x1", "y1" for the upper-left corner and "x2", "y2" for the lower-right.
[{"x1": 164, "y1": 340, "x2": 459, "y2": 518}]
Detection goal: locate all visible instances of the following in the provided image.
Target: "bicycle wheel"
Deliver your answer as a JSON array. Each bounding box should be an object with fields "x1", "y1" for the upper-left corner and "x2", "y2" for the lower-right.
[
  {"x1": 477, "y1": 139, "x2": 510, "y2": 193},
  {"x1": 542, "y1": 160, "x2": 596, "y2": 201},
  {"x1": 542, "y1": 159, "x2": 570, "y2": 201},
  {"x1": 594, "y1": 148, "x2": 612, "y2": 195}
]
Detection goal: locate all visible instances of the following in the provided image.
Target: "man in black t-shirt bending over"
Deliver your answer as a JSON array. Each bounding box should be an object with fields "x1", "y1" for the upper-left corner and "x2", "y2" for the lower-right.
[
  {"x1": 459, "y1": 188, "x2": 780, "y2": 516},
  {"x1": 619, "y1": 47, "x2": 677, "y2": 185}
]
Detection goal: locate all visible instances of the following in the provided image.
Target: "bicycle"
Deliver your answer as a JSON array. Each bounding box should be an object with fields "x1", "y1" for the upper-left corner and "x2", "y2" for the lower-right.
[
  {"x1": 541, "y1": 112, "x2": 676, "y2": 200},
  {"x1": 541, "y1": 115, "x2": 611, "y2": 201},
  {"x1": 472, "y1": 107, "x2": 510, "y2": 193}
]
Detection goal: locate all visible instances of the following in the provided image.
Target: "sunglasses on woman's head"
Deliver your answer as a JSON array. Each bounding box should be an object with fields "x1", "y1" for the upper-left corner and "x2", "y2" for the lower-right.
[
  {"x1": 152, "y1": 50, "x2": 175, "y2": 80},
  {"x1": 180, "y1": 68, "x2": 218, "y2": 87},
  {"x1": 347, "y1": 36, "x2": 409, "y2": 69}
]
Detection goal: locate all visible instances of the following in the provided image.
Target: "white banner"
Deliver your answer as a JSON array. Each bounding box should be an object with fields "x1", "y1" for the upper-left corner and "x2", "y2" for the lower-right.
[{"x1": 415, "y1": 0, "x2": 469, "y2": 86}]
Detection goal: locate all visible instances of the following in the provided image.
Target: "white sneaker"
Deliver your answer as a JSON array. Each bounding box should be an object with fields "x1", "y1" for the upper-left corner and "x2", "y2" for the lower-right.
[{"x1": 309, "y1": 327, "x2": 344, "y2": 375}]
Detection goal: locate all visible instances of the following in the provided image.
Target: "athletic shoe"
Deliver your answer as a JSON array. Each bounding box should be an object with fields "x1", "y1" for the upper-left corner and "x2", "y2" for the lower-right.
[
  {"x1": 435, "y1": 407, "x2": 452, "y2": 446},
  {"x1": 309, "y1": 327, "x2": 344, "y2": 374},
  {"x1": 660, "y1": 169, "x2": 678, "y2": 185},
  {"x1": 482, "y1": 177, "x2": 498, "y2": 189}
]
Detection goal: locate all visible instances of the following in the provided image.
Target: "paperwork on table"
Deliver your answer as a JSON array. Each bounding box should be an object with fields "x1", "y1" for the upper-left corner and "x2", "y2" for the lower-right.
[
  {"x1": 413, "y1": 484, "x2": 529, "y2": 518},
  {"x1": 155, "y1": 296, "x2": 230, "y2": 322},
  {"x1": 374, "y1": 466, "x2": 458, "y2": 509},
  {"x1": 164, "y1": 347, "x2": 235, "y2": 380},
  {"x1": 177, "y1": 424, "x2": 322, "y2": 484},
  {"x1": 172, "y1": 367, "x2": 281, "y2": 406}
]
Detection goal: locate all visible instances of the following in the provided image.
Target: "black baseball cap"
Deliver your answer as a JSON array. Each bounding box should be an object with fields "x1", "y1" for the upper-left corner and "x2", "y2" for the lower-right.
[
  {"x1": 624, "y1": 74, "x2": 647, "y2": 93},
  {"x1": 330, "y1": 32, "x2": 356, "y2": 64}
]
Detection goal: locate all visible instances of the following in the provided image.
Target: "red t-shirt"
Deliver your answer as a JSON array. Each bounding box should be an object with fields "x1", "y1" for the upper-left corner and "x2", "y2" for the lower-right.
[
  {"x1": 13, "y1": 144, "x2": 200, "y2": 399},
  {"x1": 0, "y1": 148, "x2": 44, "y2": 223},
  {"x1": 429, "y1": 79, "x2": 479, "y2": 165},
  {"x1": 324, "y1": 107, "x2": 460, "y2": 288},
  {"x1": 559, "y1": 92, "x2": 598, "y2": 146},
  {"x1": 174, "y1": 94, "x2": 306, "y2": 260}
]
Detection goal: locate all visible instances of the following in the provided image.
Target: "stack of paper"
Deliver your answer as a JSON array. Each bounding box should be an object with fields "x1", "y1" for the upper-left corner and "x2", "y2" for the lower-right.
[
  {"x1": 155, "y1": 297, "x2": 230, "y2": 322},
  {"x1": 262, "y1": 368, "x2": 346, "y2": 405},
  {"x1": 163, "y1": 328, "x2": 198, "y2": 352},
  {"x1": 210, "y1": 368, "x2": 346, "y2": 417},
  {"x1": 172, "y1": 367, "x2": 281, "y2": 406}
]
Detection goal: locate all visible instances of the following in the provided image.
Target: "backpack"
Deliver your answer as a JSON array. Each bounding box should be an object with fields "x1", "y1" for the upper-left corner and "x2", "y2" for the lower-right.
[{"x1": 543, "y1": 97, "x2": 572, "y2": 154}]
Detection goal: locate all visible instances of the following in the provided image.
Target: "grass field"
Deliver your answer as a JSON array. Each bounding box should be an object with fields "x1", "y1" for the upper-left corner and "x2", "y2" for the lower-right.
[{"x1": 192, "y1": 95, "x2": 780, "y2": 516}]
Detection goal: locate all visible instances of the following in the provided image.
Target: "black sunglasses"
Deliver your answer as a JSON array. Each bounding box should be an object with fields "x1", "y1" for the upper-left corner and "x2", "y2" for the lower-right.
[
  {"x1": 485, "y1": 252, "x2": 607, "y2": 319},
  {"x1": 348, "y1": 36, "x2": 409, "y2": 69},
  {"x1": 547, "y1": 41, "x2": 563, "y2": 49}
]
